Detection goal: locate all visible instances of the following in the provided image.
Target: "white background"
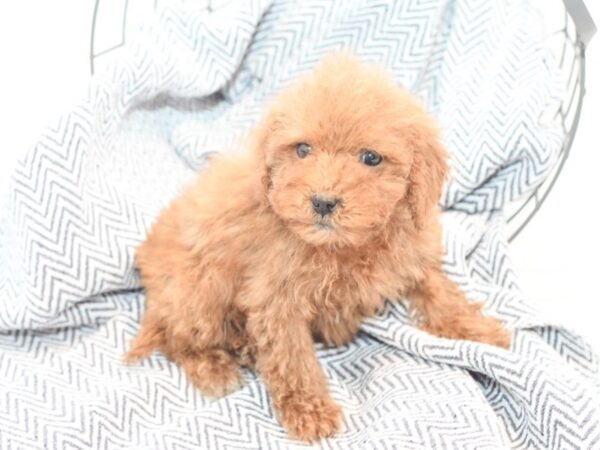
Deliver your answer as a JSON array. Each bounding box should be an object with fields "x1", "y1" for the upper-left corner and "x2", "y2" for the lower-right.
[{"x1": 0, "y1": 1, "x2": 598, "y2": 354}]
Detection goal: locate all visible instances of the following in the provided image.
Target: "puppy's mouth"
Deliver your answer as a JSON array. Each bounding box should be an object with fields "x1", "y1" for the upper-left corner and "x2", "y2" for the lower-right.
[{"x1": 314, "y1": 221, "x2": 333, "y2": 231}]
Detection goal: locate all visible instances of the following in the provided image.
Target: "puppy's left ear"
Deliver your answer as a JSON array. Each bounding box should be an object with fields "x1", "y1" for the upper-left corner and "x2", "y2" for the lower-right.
[{"x1": 406, "y1": 124, "x2": 448, "y2": 230}]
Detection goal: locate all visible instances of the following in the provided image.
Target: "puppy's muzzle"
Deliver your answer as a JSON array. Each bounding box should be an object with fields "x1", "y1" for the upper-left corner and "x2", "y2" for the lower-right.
[{"x1": 311, "y1": 195, "x2": 339, "y2": 217}]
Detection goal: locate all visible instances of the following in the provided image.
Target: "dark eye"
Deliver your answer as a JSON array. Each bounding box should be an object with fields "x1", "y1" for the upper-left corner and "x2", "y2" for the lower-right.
[
  {"x1": 359, "y1": 149, "x2": 382, "y2": 166},
  {"x1": 296, "y1": 143, "x2": 311, "y2": 159}
]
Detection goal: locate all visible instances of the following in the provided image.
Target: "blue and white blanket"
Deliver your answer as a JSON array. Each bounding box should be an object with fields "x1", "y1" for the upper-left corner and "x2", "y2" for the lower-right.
[{"x1": 1, "y1": 1, "x2": 599, "y2": 448}]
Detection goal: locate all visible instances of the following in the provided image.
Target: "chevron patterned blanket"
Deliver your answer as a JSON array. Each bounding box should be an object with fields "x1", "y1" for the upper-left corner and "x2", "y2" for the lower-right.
[{"x1": 1, "y1": 0, "x2": 599, "y2": 448}]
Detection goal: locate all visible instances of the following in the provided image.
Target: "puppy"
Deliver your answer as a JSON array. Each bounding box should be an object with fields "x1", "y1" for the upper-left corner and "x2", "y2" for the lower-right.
[{"x1": 125, "y1": 54, "x2": 510, "y2": 442}]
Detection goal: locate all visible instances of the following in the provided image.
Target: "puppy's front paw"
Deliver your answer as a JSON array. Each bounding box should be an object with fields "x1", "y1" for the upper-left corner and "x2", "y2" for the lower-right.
[{"x1": 277, "y1": 393, "x2": 342, "y2": 442}]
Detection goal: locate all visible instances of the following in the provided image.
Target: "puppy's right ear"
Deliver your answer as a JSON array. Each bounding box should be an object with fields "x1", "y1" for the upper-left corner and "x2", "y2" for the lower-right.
[{"x1": 249, "y1": 110, "x2": 282, "y2": 192}]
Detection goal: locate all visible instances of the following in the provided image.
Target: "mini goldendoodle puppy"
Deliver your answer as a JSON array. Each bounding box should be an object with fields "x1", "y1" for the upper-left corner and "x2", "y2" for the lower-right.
[{"x1": 125, "y1": 55, "x2": 510, "y2": 442}]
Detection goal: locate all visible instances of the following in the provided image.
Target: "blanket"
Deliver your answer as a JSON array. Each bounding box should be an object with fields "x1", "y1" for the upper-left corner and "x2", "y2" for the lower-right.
[{"x1": 1, "y1": 0, "x2": 599, "y2": 448}]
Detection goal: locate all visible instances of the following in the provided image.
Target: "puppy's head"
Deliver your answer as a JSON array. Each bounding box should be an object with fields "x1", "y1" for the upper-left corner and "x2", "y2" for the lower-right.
[{"x1": 252, "y1": 54, "x2": 447, "y2": 248}]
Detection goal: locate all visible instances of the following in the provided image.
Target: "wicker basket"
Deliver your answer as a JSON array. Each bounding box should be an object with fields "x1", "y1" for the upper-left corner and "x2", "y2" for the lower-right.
[{"x1": 505, "y1": 0, "x2": 595, "y2": 241}]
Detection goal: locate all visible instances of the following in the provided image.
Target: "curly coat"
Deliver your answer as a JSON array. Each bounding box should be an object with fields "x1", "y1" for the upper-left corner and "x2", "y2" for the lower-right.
[{"x1": 125, "y1": 55, "x2": 510, "y2": 442}]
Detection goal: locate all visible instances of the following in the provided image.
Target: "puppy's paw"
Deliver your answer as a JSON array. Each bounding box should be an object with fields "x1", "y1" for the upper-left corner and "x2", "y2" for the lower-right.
[
  {"x1": 463, "y1": 315, "x2": 511, "y2": 349},
  {"x1": 278, "y1": 393, "x2": 342, "y2": 442},
  {"x1": 422, "y1": 315, "x2": 511, "y2": 349},
  {"x1": 475, "y1": 318, "x2": 511, "y2": 349},
  {"x1": 196, "y1": 368, "x2": 243, "y2": 400},
  {"x1": 182, "y1": 350, "x2": 243, "y2": 399}
]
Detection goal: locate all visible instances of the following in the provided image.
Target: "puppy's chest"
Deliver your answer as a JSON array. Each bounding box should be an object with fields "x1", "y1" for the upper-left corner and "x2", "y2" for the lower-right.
[{"x1": 294, "y1": 253, "x2": 408, "y2": 314}]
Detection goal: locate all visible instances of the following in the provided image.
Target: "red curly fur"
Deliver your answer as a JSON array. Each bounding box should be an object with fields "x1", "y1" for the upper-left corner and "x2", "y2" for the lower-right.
[{"x1": 125, "y1": 54, "x2": 510, "y2": 442}]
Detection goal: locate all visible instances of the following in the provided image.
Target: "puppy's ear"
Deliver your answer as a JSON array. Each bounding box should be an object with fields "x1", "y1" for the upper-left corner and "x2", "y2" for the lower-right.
[
  {"x1": 406, "y1": 125, "x2": 448, "y2": 230},
  {"x1": 249, "y1": 111, "x2": 282, "y2": 192}
]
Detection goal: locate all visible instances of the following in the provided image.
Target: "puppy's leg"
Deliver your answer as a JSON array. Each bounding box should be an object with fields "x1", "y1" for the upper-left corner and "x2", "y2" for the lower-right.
[
  {"x1": 126, "y1": 312, "x2": 244, "y2": 399},
  {"x1": 127, "y1": 260, "x2": 244, "y2": 397},
  {"x1": 409, "y1": 268, "x2": 510, "y2": 348},
  {"x1": 247, "y1": 310, "x2": 342, "y2": 442},
  {"x1": 124, "y1": 309, "x2": 165, "y2": 363},
  {"x1": 160, "y1": 274, "x2": 245, "y2": 399}
]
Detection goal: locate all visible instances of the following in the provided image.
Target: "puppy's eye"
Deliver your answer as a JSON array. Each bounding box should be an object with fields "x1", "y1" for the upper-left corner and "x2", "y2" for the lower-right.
[
  {"x1": 296, "y1": 143, "x2": 311, "y2": 159},
  {"x1": 359, "y1": 149, "x2": 382, "y2": 166}
]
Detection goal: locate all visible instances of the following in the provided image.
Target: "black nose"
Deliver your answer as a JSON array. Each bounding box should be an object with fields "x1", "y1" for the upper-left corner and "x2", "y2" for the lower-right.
[{"x1": 311, "y1": 195, "x2": 338, "y2": 216}]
